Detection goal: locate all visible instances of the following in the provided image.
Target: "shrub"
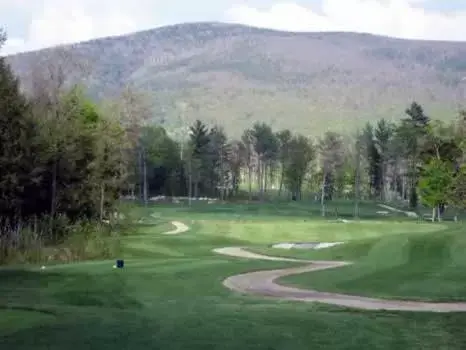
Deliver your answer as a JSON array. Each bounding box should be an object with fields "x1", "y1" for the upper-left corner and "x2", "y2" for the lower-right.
[{"x1": 0, "y1": 216, "x2": 122, "y2": 265}]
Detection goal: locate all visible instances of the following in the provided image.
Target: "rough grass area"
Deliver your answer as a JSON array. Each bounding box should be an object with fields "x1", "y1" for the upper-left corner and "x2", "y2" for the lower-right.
[{"x1": 2, "y1": 201, "x2": 466, "y2": 349}]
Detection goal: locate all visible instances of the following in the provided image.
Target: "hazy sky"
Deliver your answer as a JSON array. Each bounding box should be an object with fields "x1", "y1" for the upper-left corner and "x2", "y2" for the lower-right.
[{"x1": 1, "y1": 0, "x2": 466, "y2": 55}]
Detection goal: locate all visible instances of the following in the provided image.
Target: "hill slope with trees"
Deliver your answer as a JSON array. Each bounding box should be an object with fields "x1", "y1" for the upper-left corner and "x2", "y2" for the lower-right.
[{"x1": 5, "y1": 22, "x2": 466, "y2": 136}]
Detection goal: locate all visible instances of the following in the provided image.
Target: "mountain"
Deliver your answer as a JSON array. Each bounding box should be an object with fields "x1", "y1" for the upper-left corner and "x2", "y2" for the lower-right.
[{"x1": 6, "y1": 22, "x2": 466, "y2": 137}]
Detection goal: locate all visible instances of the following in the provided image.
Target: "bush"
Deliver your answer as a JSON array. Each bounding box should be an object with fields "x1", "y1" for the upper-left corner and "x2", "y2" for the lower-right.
[{"x1": 0, "y1": 216, "x2": 122, "y2": 265}]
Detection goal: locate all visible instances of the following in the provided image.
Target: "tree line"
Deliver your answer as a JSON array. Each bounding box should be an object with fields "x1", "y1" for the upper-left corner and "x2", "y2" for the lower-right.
[{"x1": 1, "y1": 31, "x2": 465, "y2": 262}]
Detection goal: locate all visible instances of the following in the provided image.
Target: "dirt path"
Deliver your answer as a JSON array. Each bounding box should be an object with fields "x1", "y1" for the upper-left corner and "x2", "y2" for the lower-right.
[
  {"x1": 213, "y1": 247, "x2": 306, "y2": 262},
  {"x1": 214, "y1": 247, "x2": 466, "y2": 312},
  {"x1": 163, "y1": 221, "x2": 190, "y2": 235},
  {"x1": 377, "y1": 204, "x2": 418, "y2": 218}
]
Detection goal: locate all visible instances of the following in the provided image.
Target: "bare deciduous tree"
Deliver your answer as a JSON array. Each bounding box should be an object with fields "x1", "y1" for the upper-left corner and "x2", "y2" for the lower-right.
[{"x1": 111, "y1": 85, "x2": 152, "y2": 204}]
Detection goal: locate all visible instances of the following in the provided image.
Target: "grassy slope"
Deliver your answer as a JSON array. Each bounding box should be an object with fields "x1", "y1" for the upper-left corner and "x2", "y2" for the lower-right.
[
  {"x1": 7, "y1": 22, "x2": 466, "y2": 137},
  {"x1": 253, "y1": 224, "x2": 466, "y2": 301},
  {"x1": 1, "y1": 202, "x2": 466, "y2": 349}
]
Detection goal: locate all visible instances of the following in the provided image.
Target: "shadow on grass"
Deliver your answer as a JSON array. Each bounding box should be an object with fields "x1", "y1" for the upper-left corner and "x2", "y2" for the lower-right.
[
  {"x1": 0, "y1": 269, "x2": 142, "y2": 310},
  {"x1": 149, "y1": 201, "x2": 411, "y2": 222},
  {"x1": 0, "y1": 305, "x2": 58, "y2": 316}
]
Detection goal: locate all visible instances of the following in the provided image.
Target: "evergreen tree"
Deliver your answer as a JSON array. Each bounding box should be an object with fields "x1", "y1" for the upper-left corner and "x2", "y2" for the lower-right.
[{"x1": 0, "y1": 47, "x2": 40, "y2": 220}]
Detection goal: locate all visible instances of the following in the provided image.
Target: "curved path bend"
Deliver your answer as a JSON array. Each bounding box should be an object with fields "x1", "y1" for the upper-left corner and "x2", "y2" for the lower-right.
[
  {"x1": 214, "y1": 247, "x2": 466, "y2": 313},
  {"x1": 164, "y1": 221, "x2": 190, "y2": 235},
  {"x1": 150, "y1": 212, "x2": 189, "y2": 235}
]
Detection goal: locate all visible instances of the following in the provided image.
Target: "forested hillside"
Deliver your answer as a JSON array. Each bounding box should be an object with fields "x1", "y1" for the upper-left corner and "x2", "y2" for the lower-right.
[{"x1": 5, "y1": 22, "x2": 466, "y2": 136}]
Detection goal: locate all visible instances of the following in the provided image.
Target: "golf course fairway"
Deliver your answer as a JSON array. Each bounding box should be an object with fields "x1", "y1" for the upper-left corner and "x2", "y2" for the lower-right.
[{"x1": 2, "y1": 202, "x2": 466, "y2": 349}]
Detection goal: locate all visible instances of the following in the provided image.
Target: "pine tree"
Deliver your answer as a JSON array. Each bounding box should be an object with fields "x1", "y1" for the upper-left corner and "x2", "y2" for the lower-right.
[{"x1": 0, "y1": 48, "x2": 40, "y2": 219}]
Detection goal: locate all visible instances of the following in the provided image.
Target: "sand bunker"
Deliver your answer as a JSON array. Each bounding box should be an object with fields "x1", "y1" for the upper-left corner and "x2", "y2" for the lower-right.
[{"x1": 272, "y1": 242, "x2": 344, "y2": 250}]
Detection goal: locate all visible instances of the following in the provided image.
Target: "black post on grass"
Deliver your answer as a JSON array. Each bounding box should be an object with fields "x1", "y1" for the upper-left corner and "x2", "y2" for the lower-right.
[{"x1": 116, "y1": 259, "x2": 124, "y2": 268}]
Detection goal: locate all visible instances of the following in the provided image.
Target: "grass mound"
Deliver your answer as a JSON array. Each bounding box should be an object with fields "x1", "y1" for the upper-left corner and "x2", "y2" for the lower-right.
[{"x1": 271, "y1": 225, "x2": 466, "y2": 302}]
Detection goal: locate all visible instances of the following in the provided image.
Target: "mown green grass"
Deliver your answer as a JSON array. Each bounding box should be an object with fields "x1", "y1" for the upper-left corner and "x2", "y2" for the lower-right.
[
  {"x1": 252, "y1": 223, "x2": 466, "y2": 302},
  {"x1": 197, "y1": 219, "x2": 445, "y2": 244},
  {"x1": 0, "y1": 308, "x2": 56, "y2": 336},
  {"x1": 2, "y1": 201, "x2": 466, "y2": 349}
]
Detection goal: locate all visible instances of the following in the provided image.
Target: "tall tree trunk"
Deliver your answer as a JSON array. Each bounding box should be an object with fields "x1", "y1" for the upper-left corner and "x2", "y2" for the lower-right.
[
  {"x1": 188, "y1": 158, "x2": 192, "y2": 206},
  {"x1": 143, "y1": 149, "x2": 148, "y2": 207},
  {"x1": 321, "y1": 172, "x2": 326, "y2": 217},
  {"x1": 258, "y1": 159, "x2": 263, "y2": 201},
  {"x1": 381, "y1": 161, "x2": 386, "y2": 202},
  {"x1": 248, "y1": 166, "x2": 252, "y2": 201},
  {"x1": 264, "y1": 162, "x2": 268, "y2": 194},
  {"x1": 354, "y1": 140, "x2": 361, "y2": 219},
  {"x1": 402, "y1": 174, "x2": 407, "y2": 200},
  {"x1": 297, "y1": 176, "x2": 303, "y2": 201},
  {"x1": 278, "y1": 165, "x2": 284, "y2": 197},
  {"x1": 138, "y1": 148, "x2": 143, "y2": 201},
  {"x1": 100, "y1": 183, "x2": 105, "y2": 222},
  {"x1": 50, "y1": 160, "x2": 57, "y2": 218},
  {"x1": 219, "y1": 148, "x2": 224, "y2": 200},
  {"x1": 393, "y1": 161, "x2": 400, "y2": 200},
  {"x1": 50, "y1": 159, "x2": 58, "y2": 239},
  {"x1": 409, "y1": 158, "x2": 417, "y2": 209}
]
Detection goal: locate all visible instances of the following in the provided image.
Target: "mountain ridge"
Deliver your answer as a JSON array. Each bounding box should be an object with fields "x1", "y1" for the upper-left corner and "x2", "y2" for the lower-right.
[{"x1": 5, "y1": 22, "x2": 466, "y2": 137}]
